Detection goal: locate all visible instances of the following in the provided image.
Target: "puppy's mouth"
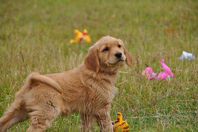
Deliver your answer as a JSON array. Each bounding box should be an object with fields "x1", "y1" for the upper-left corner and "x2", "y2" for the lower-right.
[{"x1": 108, "y1": 59, "x2": 125, "y2": 66}]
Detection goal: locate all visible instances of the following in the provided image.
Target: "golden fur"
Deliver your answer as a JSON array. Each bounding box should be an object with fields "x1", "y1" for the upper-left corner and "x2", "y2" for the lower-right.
[{"x1": 0, "y1": 36, "x2": 132, "y2": 132}]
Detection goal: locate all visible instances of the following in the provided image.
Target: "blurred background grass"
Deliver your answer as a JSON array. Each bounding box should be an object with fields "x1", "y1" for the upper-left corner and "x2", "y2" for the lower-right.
[{"x1": 0, "y1": 0, "x2": 197, "y2": 131}]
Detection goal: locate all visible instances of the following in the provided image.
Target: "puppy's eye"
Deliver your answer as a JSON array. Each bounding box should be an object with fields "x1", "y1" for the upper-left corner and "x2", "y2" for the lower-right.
[
  {"x1": 118, "y1": 44, "x2": 121, "y2": 48},
  {"x1": 102, "y1": 47, "x2": 109, "y2": 52}
]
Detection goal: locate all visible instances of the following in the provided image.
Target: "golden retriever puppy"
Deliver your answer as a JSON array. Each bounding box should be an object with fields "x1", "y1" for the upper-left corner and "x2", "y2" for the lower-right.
[{"x1": 0, "y1": 36, "x2": 132, "y2": 132}]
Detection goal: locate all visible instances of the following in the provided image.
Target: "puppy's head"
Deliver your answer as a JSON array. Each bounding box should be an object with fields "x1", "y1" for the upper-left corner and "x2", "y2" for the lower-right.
[{"x1": 85, "y1": 36, "x2": 132, "y2": 73}]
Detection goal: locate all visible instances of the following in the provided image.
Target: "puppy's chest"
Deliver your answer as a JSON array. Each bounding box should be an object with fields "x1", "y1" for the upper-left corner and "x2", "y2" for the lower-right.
[{"x1": 87, "y1": 80, "x2": 116, "y2": 106}]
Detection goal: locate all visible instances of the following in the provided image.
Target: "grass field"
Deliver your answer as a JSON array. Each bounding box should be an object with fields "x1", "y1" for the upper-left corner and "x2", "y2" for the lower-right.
[{"x1": 0, "y1": 0, "x2": 198, "y2": 131}]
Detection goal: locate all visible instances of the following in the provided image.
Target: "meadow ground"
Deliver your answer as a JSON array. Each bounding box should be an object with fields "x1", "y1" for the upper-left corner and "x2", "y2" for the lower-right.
[{"x1": 0, "y1": 0, "x2": 198, "y2": 131}]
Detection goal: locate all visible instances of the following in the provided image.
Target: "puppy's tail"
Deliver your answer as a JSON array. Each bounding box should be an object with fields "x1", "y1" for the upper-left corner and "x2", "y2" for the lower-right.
[
  {"x1": 0, "y1": 73, "x2": 62, "y2": 131},
  {"x1": 16, "y1": 72, "x2": 62, "y2": 97}
]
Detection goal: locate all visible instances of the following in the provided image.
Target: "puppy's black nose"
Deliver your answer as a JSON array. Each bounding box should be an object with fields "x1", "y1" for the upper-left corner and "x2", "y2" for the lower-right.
[{"x1": 115, "y1": 52, "x2": 122, "y2": 59}]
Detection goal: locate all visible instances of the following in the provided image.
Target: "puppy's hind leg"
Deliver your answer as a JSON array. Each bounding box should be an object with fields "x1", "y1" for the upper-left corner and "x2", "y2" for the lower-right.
[
  {"x1": 0, "y1": 73, "x2": 34, "y2": 132},
  {"x1": 27, "y1": 107, "x2": 60, "y2": 132},
  {"x1": 0, "y1": 99, "x2": 28, "y2": 132}
]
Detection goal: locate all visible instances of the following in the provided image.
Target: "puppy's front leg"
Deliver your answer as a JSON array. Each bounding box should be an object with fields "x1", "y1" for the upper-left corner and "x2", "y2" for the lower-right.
[
  {"x1": 95, "y1": 107, "x2": 113, "y2": 132},
  {"x1": 80, "y1": 113, "x2": 94, "y2": 132}
]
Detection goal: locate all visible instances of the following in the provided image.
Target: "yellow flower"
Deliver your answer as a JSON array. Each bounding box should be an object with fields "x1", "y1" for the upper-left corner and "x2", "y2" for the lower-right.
[
  {"x1": 113, "y1": 112, "x2": 129, "y2": 132},
  {"x1": 70, "y1": 29, "x2": 92, "y2": 44}
]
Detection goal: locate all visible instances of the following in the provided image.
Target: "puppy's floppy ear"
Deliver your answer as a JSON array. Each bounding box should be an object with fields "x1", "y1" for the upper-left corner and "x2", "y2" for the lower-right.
[
  {"x1": 85, "y1": 47, "x2": 100, "y2": 72},
  {"x1": 124, "y1": 47, "x2": 132, "y2": 66},
  {"x1": 118, "y1": 39, "x2": 132, "y2": 66}
]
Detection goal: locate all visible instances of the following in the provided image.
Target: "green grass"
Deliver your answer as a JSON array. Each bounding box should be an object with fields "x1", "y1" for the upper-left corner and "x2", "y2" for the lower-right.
[{"x1": 0, "y1": 0, "x2": 198, "y2": 131}]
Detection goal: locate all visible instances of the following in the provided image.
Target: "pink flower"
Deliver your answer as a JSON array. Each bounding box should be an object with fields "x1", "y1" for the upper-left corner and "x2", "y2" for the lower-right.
[
  {"x1": 142, "y1": 59, "x2": 174, "y2": 80},
  {"x1": 142, "y1": 67, "x2": 157, "y2": 80},
  {"x1": 157, "y1": 59, "x2": 174, "y2": 80}
]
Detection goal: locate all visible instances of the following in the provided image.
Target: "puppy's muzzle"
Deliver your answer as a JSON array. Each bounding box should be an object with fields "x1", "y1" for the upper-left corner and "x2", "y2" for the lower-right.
[
  {"x1": 115, "y1": 52, "x2": 122, "y2": 59},
  {"x1": 115, "y1": 52, "x2": 125, "y2": 61}
]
